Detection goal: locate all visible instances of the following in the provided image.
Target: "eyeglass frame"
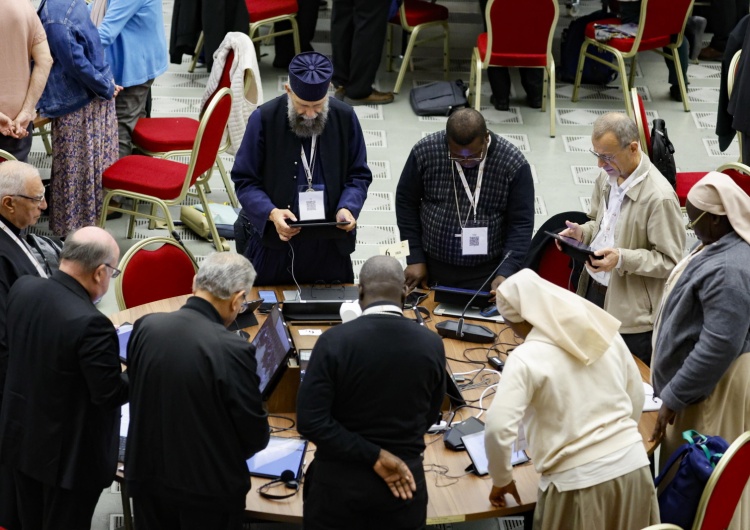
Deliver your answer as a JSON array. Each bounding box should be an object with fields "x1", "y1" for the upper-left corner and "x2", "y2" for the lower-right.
[
  {"x1": 102, "y1": 263, "x2": 122, "y2": 278},
  {"x1": 447, "y1": 134, "x2": 489, "y2": 164},
  {"x1": 12, "y1": 192, "x2": 46, "y2": 204},
  {"x1": 239, "y1": 294, "x2": 252, "y2": 313},
  {"x1": 685, "y1": 210, "x2": 708, "y2": 231},
  {"x1": 589, "y1": 148, "x2": 620, "y2": 163}
]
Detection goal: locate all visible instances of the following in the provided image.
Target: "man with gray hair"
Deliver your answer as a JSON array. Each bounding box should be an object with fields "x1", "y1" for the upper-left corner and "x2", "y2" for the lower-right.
[
  {"x1": 298, "y1": 255, "x2": 446, "y2": 529},
  {"x1": 560, "y1": 112, "x2": 684, "y2": 365},
  {"x1": 124, "y1": 252, "x2": 269, "y2": 529},
  {"x1": 0, "y1": 226, "x2": 129, "y2": 529}
]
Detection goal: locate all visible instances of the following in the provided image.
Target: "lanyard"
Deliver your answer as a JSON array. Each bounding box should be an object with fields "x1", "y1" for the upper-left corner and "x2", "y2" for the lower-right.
[
  {"x1": 451, "y1": 135, "x2": 490, "y2": 225},
  {"x1": 300, "y1": 134, "x2": 318, "y2": 190},
  {"x1": 0, "y1": 219, "x2": 48, "y2": 278}
]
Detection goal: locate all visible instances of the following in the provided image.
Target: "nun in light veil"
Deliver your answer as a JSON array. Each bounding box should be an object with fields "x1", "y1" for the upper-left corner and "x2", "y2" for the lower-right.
[{"x1": 651, "y1": 171, "x2": 750, "y2": 530}]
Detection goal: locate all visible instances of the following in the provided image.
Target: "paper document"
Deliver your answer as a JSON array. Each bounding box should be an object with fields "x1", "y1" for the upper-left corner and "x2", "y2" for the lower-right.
[{"x1": 642, "y1": 382, "x2": 663, "y2": 412}]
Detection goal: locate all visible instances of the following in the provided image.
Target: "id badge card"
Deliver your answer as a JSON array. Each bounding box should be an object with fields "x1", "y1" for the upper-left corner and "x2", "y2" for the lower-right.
[
  {"x1": 298, "y1": 184, "x2": 326, "y2": 221},
  {"x1": 461, "y1": 222, "x2": 488, "y2": 256}
]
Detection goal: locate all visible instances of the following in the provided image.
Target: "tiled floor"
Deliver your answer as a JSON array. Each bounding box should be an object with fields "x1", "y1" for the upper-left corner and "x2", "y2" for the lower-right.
[{"x1": 51, "y1": 0, "x2": 724, "y2": 527}]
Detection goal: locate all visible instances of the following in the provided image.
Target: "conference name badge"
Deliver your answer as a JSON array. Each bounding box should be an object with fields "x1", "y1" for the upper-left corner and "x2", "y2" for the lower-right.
[
  {"x1": 298, "y1": 185, "x2": 325, "y2": 221},
  {"x1": 461, "y1": 226, "x2": 488, "y2": 256}
]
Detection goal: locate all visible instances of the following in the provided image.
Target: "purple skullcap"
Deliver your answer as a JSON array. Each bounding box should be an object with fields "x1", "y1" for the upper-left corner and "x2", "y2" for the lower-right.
[{"x1": 288, "y1": 52, "x2": 332, "y2": 102}]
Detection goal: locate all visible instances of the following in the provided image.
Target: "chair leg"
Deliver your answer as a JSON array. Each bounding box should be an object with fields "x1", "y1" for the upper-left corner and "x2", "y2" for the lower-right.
[
  {"x1": 442, "y1": 22, "x2": 450, "y2": 81},
  {"x1": 216, "y1": 156, "x2": 239, "y2": 208},
  {"x1": 394, "y1": 27, "x2": 419, "y2": 94},
  {"x1": 541, "y1": 67, "x2": 548, "y2": 113},
  {"x1": 99, "y1": 191, "x2": 114, "y2": 228},
  {"x1": 613, "y1": 51, "x2": 633, "y2": 118},
  {"x1": 571, "y1": 41, "x2": 588, "y2": 102},
  {"x1": 39, "y1": 123, "x2": 53, "y2": 156},
  {"x1": 628, "y1": 56, "x2": 637, "y2": 88},
  {"x1": 127, "y1": 206, "x2": 137, "y2": 239},
  {"x1": 548, "y1": 63, "x2": 556, "y2": 138},
  {"x1": 671, "y1": 46, "x2": 690, "y2": 112},
  {"x1": 471, "y1": 48, "x2": 482, "y2": 111},
  {"x1": 148, "y1": 202, "x2": 158, "y2": 230},
  {"x1": 120, "y1": 481, "x2": 134, "y2": 530},
  {"x1": 290, "y1": 17, "x2": 301, "y2": 55},
  {"x1": 197, "y1": 187, "x2": 228, "y2": 252},
  {"x1": 188, "y1": 31, "x2": 204, "y2": 73}
]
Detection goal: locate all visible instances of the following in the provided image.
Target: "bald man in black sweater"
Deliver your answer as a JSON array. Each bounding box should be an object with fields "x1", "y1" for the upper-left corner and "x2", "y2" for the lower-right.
[{"x1": 297, "y1": 255, "x2": 446, "y2": 530}]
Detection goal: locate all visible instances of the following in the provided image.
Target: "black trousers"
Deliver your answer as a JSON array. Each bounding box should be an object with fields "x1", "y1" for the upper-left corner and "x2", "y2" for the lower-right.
[
  {"x1": 426, "y1": 255, "x2": 502, "y2": 291},
  {"x1": 134, "y1": 494, "x2": 244, "y2": 530},
  {"x1": 303, "y1": 459, "x2": 428, "y2": 530},
  {"x1": 330, "y1": 0, "x2": 392, "y2": 98},
  {"x1": 13, "y1": 470, "x2": 102, "y2": 530},
  {"x1": 0, "y1": 123, "x2": 33, "y2": 163},
  {"x1": 273, "y1": 0, "x2": 320, "y2": 68},
  {"x1": 584, "y1": 277, "x2": 653, "y2": 366}
]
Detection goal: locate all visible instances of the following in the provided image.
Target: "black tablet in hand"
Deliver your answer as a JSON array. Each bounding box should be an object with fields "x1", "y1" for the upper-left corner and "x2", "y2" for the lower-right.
[
  {"x1": 544, "y1": 231, "x2": 601, "y2": 263},
  {"x1": 287, "y1": 220, "x2": 350, "y2": 228}
]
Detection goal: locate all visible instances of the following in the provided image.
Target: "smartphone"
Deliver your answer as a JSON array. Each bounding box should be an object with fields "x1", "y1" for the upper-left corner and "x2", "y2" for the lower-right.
[{"x1": 258, "y1": 290, "x2": 278, "y2": 313}]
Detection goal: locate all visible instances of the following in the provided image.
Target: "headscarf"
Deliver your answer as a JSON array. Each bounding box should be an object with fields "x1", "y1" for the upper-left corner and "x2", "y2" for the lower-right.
[
  {"x1": 496, "y1": 269, "x2": 622, "y2": 365},
  {"x1": 687, "y1": 171, "x2": 750, "y2": 244}
]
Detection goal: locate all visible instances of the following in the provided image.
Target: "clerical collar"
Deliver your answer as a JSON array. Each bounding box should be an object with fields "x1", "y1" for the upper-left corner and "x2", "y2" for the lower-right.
[
  {"x1": 362, "y1": 301, "x2": 403, "y2": 317},
  {"x1": 0, "y1": 213, "x2": 21, "y2": 236}
]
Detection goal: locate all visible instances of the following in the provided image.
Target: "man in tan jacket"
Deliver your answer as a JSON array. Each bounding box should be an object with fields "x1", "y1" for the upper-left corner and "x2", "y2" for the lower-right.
[{"x1": 560, "y1": 112, "x2": 685, "y2": 366}]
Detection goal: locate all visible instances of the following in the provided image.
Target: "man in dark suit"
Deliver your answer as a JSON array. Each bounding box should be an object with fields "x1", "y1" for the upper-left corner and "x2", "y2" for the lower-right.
[
  {"x1": 0, "y1": 226, "x2": 128, "y2": 530},
  {"x1": 125, "y1": 252, "x2": 269, "y2": 530},
  {"x1": 0, "y1": 160, "x2": 50, "y2": 529},
  {"x1": 297, "y1": 255, "x2": 447, "y2": 530}
]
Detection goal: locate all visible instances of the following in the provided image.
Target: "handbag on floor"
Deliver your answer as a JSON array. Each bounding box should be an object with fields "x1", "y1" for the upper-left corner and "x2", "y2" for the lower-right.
[
  {"x1": 409, "y1": 80, "x2": 468, "y2": 116},
  {"x1": 654, "y1": 429, "x2": 729, "y2": 529}
]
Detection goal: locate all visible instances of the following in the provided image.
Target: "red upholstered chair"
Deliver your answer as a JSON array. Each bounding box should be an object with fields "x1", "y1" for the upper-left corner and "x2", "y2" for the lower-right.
[
  {"x1": 691, "y1": 431, "x2": 750, "y2": 530},
  {"x1": 386, "y1": 0, "x2": 450, "y2": 94},
  {"x1": 99, "y1": 88, "x2": 233, "y2": 252},
  {"x1": 630, "y1": 87, "x2": 705, "y2": 207},
  {"x1": 115, "y1": 236, "x2": 198, "y2": 310},
  {"x1": 189, "y1": 0, "x2": 300, "y2": 72},
  {"x1": 0, "y1": 149, "x2": 16, "y2": 162},
  {"x1": 717, "y1": 162, "x2": 750, "y2": 197},
  {"x1": 133, "y1": 50, "x2": 245, "y2": 208},
  {"x1": 572, "y1": 0, "x2": 694, "y2": 117},
  {"x1": 728, "y1": 50, "x2": 743, "y2": 163},
  {"x1": 470, "y1": 0, "x2": 558, "y2": 137}
]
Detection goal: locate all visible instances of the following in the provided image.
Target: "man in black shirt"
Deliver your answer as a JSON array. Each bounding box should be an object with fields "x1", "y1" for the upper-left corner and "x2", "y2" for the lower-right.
[
  {"x1": 125, "y1": 252, "x2": 269, "y2": 529},
  {"x1": 297, "y1": 255, "x2": 446, "y2": 529}
]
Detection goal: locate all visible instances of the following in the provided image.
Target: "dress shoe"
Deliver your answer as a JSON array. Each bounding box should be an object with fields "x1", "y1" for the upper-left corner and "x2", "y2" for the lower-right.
[
  {"x1": 669, "y1": 85, "x2": 683, "y2": 102},
  {"x1": 344, "y1": 89, "x2": 394, "y2": 106},
  {"x1": 698, "y1": 46, "x2": 724, "y2": 62},
  {"x1": 334, "y1": 86, "x2": 346, "y2": 101},
  {"x1": 490, "y1": 95, "x2": 509, "y2": 111},
  {"x1": 526, "y1": 95, "x2": 543, "y2": 109}
]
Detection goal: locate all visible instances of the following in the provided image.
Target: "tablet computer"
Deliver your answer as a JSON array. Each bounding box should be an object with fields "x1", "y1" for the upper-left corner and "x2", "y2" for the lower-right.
[
  {"x1": 432, "y1": 285, "x2": 492, "y2": 308},
  {"x1": 247, "y1": 436, "x2": 308, "y2": 480},
  {"x1": 116, "y1": 324, "x2": 133, "y2": 364},
  {"x1": 287, "y1": 220, "x2": 350, "y2": 228},
  {"x1": 544, "y1": 231, "x2": 600, "y2": 263},
  {"x1": 462, "y1": 430, "x2": 530, "y2": 476}
]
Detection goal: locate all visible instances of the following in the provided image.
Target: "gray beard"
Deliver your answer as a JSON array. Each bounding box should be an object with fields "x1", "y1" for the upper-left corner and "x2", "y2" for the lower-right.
[{"x1": 287, "y1": 98, "x2": 329, "y2": 138}]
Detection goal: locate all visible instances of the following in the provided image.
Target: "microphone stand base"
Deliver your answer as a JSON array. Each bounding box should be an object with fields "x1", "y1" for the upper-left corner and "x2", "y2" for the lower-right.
[{"x1": 435, "y1": 320, "x2": 496, "y2": 343}]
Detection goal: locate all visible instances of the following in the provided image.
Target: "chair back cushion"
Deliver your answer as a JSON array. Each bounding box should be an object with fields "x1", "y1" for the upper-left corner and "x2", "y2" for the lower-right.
[
  {"x1": 641, "y1": 0, "x2": 693, "y2": 44},
  {"x1": 120, "y1": 242, "x2": 196, "y2": 308},
  {"x1": 190, "y1": 89, "x2": 233, "y2": 186},
  {"x1": 199, "y1": 50, "x2": 235, "y2": 117},
  {"x1": 245, "y1": 0, "x2": 298, "y2": 21},
  {"x1": 720, "y1": 168, "x2": 750, "y2": 197},
  {"x1": 479, "y1": 0, "x2": 556, "y2": 67}
]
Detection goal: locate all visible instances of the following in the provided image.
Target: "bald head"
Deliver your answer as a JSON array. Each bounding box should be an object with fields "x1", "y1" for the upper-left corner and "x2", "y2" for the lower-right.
[
  {"x1": 358, "y1": 256, "x2": 406, "y2": 308},
  {"x1": 446, "y1": 108, "x2": 487, "y2": 146},
  {"x1": 59, "y1": 227, "x2": 120, "y2": 302}
]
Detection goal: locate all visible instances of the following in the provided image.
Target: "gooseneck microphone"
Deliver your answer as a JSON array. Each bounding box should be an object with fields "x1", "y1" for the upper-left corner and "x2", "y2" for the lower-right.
[
  {"x1": 171, "y1": 230, "x2": 200, "y2": 269},
  {"x1": 435, "y1": 250, "x2": 512, "y2": 343}
]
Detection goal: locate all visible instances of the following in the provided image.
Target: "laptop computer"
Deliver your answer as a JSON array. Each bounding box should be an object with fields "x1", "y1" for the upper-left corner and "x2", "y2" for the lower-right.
[{"x1": 250, "y1": 305, "x2": 295, "y2": 399}]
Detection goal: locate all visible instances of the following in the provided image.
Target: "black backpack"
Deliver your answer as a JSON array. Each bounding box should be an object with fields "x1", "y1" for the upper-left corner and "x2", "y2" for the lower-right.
[
  {"x1": 559, "y1": 10, "x2": 619, "y2": 86},
  {"x1": 409, "y1": 80, "x2": 469, "y2": 116},
  {"x1": 650, "y1": 118, "x2": 677, "y2": 189}
]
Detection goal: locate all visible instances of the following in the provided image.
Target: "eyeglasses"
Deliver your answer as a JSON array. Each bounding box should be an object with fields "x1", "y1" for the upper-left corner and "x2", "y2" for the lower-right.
[
  {"x1": 589, "y1": 148, "x2": 620, "y2": 163},
  {"x1": 103, "y1": 263, "x2": 121, "y2": 278},
  {"x1": 685, "y1": 210, "x2": 707, "y2": 231},
  {"x1": 239, "y1": 296, "x2": 252, "y2": 313},
  {"x1": 13, "y1": 192, "x2": 46, "y2": 204},
  {"x1": 448, "y1": 139, "x2": 488, "y2": 164}
]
